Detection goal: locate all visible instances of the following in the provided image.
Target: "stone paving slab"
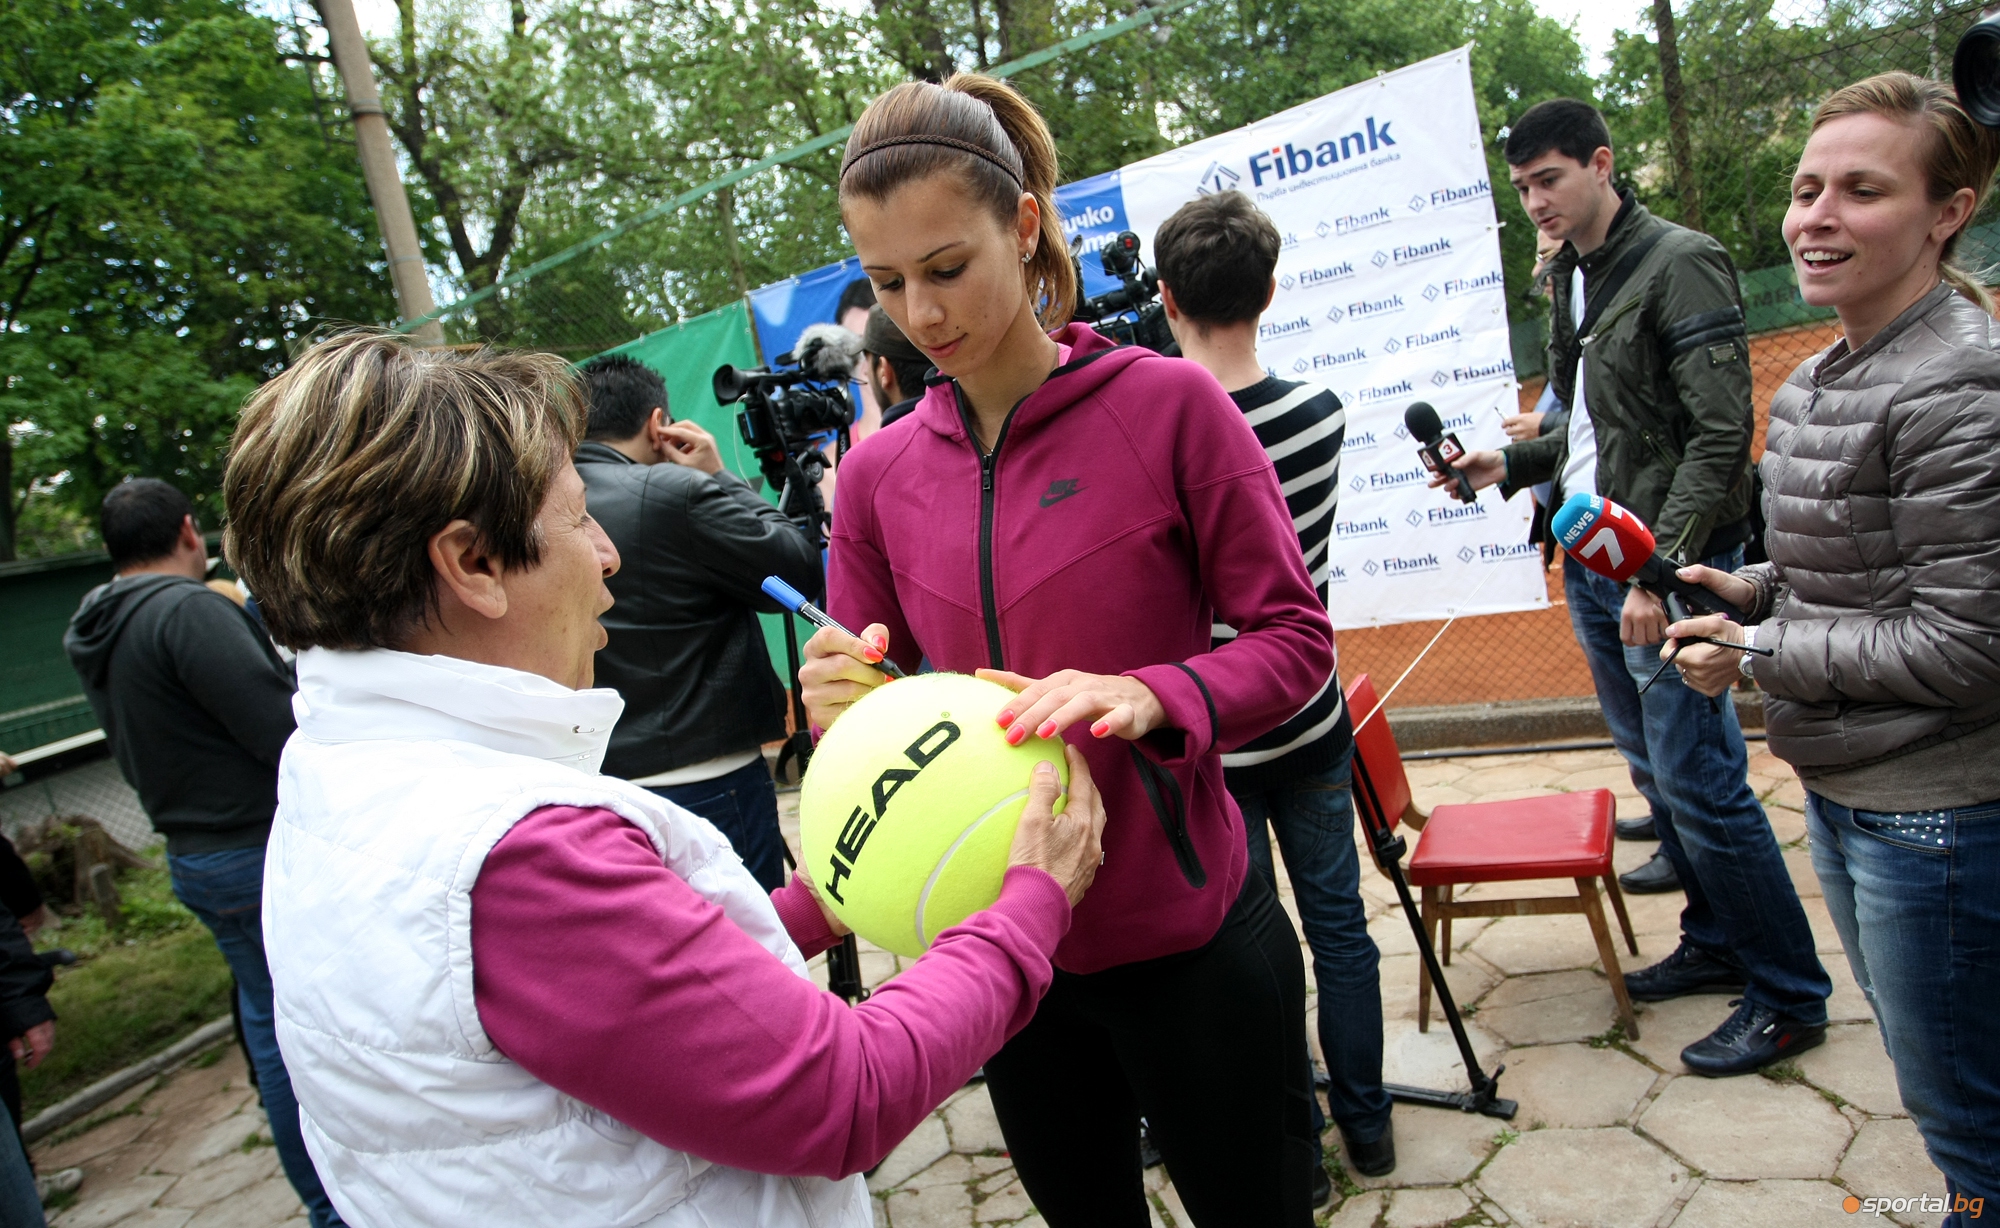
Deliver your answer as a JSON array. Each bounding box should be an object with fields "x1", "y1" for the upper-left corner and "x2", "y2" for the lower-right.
[{"x1": 33, "y1": 747, "x2": 1952, "y2": 1227}]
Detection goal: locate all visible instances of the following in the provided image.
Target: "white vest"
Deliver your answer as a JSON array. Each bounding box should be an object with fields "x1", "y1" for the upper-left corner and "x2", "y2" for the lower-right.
[{"x1": 266, "y1": 648, "x2": 872, "y2": 1228}]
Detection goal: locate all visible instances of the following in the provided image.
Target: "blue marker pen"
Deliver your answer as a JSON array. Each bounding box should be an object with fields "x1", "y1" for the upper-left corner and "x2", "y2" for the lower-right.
[{"x1": 761, "y1": 576, "x2": 908, "y2": 679}]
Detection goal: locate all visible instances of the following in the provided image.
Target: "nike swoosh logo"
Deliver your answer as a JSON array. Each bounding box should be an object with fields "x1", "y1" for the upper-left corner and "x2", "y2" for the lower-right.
[{"x1": 1040, "y1": 479, "x2": 1082, "y2": 508}]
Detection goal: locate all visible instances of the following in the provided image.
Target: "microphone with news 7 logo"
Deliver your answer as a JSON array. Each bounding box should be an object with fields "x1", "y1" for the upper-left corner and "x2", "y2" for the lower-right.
[
  {"x1": 1549, "y1": 492, "x2": 1743, "y2": 621},
  {"x1": 1405, "y1": 402, "x2": 1476, "y2": 504}
]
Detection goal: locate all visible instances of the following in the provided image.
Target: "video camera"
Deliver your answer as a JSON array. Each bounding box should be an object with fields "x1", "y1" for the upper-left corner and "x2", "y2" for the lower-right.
[
  {"x1": 1957, "y1": 12, "x2": 2000, "y2": 126},
  {"x1": 1072, "y1": 231, "x2": 1176, "y2": 354},
  {"x1": 712, "y1": 324, "x2": 859, "y2": 524}
]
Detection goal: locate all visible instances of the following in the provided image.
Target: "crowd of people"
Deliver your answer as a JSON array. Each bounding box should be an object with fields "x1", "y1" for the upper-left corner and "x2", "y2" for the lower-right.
[{"x1": 0, "y1": 54, "x2": 1990, "y2": 1228}]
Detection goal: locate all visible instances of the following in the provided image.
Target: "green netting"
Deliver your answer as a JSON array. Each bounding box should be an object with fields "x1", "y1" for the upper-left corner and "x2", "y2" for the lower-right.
[{"x1": 0, "y1": 555, "x2": 114, "y2": 754}]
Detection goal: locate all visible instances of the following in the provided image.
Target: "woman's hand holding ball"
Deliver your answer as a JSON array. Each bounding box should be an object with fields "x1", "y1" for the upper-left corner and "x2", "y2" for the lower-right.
[
  {"x1": 1009, "y1": 745, "x2": 1106, "y2": 908},
  {"x1": 977, "y1": 668, "x2": 1165, "y2": 744}
]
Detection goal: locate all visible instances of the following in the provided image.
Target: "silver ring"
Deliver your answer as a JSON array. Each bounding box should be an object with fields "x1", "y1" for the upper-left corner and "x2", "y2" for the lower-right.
[{"x1": 1099, "y1": 851, "x2": 1106, "y2": 865}]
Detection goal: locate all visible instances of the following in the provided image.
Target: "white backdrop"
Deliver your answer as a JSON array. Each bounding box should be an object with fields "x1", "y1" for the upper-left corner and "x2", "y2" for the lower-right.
[{"x1": 1059, "y1": 48, "x2": 1546, "y2": 628}]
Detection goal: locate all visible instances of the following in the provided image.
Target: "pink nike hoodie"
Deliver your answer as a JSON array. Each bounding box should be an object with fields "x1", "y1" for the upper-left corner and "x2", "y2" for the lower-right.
[{"x1": 828, "y1": 322, "x2": 1335, "y2": 973}]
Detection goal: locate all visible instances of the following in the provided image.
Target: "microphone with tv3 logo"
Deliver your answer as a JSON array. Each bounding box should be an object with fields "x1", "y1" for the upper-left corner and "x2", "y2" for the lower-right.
[
  {"x1": 1550, "y1": 492, "x2": 1742, "y2": 621},
  {"x1": 1405, "y1": 402, "x2": 1476, "y2": 504}
]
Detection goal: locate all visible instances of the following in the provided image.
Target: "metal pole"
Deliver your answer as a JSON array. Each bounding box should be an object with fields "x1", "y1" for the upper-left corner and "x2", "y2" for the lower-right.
[
  {"x1": 1652, "y1": 0, "x2": 1704, "y2": 233},
  {"x1": 316, "y1": 0, "x2": 444, "y2": 343}
]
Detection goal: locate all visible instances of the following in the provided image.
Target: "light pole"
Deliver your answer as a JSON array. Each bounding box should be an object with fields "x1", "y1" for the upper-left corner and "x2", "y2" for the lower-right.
[{"x1": 315, "y1": 0, "x2": 443, "y2": 343}]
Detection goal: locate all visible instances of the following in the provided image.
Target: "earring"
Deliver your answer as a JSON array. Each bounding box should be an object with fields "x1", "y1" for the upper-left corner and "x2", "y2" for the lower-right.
[{"x1": 1021, "y1": 252, "x2": 1032, "y2": 264}]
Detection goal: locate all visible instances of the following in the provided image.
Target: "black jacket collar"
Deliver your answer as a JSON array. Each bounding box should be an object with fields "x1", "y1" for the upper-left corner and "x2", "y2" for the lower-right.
[{"x1": 575, "y1": 439, "x2": 637, "y2": 467}]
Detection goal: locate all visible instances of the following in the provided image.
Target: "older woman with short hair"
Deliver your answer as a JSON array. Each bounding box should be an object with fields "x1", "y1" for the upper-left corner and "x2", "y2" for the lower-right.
[{"x1": 222, "y1": 331, "x2": 1105, "y2": 1227}]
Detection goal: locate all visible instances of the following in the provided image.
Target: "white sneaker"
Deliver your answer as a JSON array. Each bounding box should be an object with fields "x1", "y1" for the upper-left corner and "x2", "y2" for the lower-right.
[{"x1": 36, "y1": 1166, "x2": 82, "y2": 1205}]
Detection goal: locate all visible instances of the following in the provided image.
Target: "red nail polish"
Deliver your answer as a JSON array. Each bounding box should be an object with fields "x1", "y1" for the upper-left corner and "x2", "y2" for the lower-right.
[
  {"x1": 1037, "y1": 720, "x2": 1058, "y2": 739},
  {"x1": 862, "y1": 648, "x2": 883, "y2": 663},
  {"x1": 1005, "y1": 725, "x2": 1027, "y2": 746},
  {"x1": 871, "y1": 634, "x2": 887, "y2": 651},
  {"x1": 997, "y1": 709, "x2": 1015, "y2": 727},
  {"x1": 1091, "y1": 720, "x2": 1111, "y2": 738}
]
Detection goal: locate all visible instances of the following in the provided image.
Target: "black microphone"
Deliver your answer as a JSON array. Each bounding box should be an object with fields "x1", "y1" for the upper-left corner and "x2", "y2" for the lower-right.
[{"x1": 1406, "y1": 402, "x2": 1476, "y2": 504}]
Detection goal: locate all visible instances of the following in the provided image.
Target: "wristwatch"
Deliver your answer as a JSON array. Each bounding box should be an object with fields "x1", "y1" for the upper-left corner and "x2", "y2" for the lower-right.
[{"x1": 1738, "y1": 625, "x2": 1759, "y2": 681}]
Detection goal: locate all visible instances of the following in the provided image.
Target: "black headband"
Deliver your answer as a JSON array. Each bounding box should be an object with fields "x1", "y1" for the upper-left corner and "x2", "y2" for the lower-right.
[{"x1": 840, "y1": 134, "x2": 1024, "y2": 188}]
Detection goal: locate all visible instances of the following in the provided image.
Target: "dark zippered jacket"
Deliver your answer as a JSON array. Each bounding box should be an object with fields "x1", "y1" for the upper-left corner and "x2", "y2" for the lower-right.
[
  {"x1": 0, "y1": 908, "x2": 52, "y2": 1040},
  {"x1": 827, "y1": 324, "x2": 1334, "y2": 974},
  {"x1": 64, "y1": 575, "x2": 296, "y2": 854},
  {"x1": 574, "y1": 441, "x2": 823, "y2": 779},
  {"x1": 1502, "y1": 193, "x2": 1756, "y2": 562}
]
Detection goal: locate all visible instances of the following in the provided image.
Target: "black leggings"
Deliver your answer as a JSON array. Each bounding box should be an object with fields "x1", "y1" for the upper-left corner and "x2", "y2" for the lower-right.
[{"x1": 983, "y1": 870, "x2": 1314, "y2": 1228}]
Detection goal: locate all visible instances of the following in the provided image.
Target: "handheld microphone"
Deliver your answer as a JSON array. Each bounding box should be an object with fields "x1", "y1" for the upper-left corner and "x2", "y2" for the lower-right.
[
  {"x1": 761, "y1": 576, "x2": 908, "y2": 679},
  {"x1": 1406, "y1": 402, "x2": 1476, "y2": 504},
  {"x1": 789, "y1": 323, "x2": 865, "y2": 383},
  {"x1": 1550, "y1": 493, "x2": 1742, "y2": 621}
]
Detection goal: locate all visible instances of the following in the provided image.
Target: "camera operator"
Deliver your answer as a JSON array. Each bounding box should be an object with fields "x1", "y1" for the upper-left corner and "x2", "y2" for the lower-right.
[
  {"x1": 1152, "y1": 190, "x2": 1387, "y2": 1198},
  {"x1": 862, "y1": 305, "x2": 932, "y2": 429},
  {"x1": 1437, "y1": 99, "x2": 1830, "y2": 1077},
  {"x1": 575, "y1": 355, "x2": 822, "y2": 890}
]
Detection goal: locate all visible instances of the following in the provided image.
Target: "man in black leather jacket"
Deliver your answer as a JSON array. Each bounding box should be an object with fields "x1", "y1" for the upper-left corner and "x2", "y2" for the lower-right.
[{"x1": 575, "y1": 356, "x2": 822, "y2": 890}]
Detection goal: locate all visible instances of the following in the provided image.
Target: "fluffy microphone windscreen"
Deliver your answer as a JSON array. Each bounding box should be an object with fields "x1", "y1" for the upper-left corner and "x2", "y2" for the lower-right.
[
  {"x1": 1551, "y1": 492, "x2": 1654, "y2": 582},
  {"x1": 1404, "y1": 401, "x2": 1444, "y2": 444},
  {"x1": 794, "y1": 322, "x2": 865, "y2": 382}
]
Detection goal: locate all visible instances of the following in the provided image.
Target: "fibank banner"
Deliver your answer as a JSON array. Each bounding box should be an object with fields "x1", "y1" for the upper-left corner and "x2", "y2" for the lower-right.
[{"x1": 1096, "y1": 47, "x2": 1544, "y2": 627}]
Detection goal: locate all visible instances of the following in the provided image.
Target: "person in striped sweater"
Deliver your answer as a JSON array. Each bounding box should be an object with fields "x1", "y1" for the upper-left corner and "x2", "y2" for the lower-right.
[{"x1": 1155, "y1": 191, "x2": 1393, "y2": 1191}]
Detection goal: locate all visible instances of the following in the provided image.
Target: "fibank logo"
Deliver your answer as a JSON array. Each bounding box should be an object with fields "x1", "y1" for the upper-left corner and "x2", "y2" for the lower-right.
[
  {"x1": 1412, "y1": 502, "x2": 1488, "y2": 528},
  {"x1": 1293, "y1": 346, "x2": 1368, "y2": 375},
  {"x1": 1407, "y1": 179, "x2": 1493, "y2": 213},
  {"x1": 1364, "y1": 463, "x2": 1430, "y2": 491},
  {"x1": 1195, "y1": 162, "x2": 1242, "y2": 196},
  {"x1": 1460, "y1": 541, "x2": 1540, "y2": 564},
  {"x1": 1280, "y1": 261, "x2": 1358, "y2": 292},
  {"x1": 1347, "y1": 293, "x2": 1405, "y2": 320},
  {"x1": 1247, "y1": 117, "x2": 1398, "y2": 188},
  {"x1": 1351, "y1": 378, "x2": 1415, "y2": 404},
  {"x1": 1330, "y1": 206, "x2": 1393, "y2": 236},
  {"x1": 1361, "y1": 552, "x2": 1443, "y2": 577},
  {"x1": 1425, "y1": 270, "x2": 1507, "y2": 301},
  {"x1": 1259, "y1": 315, "x2": 1313, "y2": 340},
  {"x1": 1401, "y1": 325, "x2": 1462, "y2": 351},
  {"x1": 1335, "y1": 515, "x2": 1391, "y2": 540},
  {"x1": 1431, "y1": 359, "x2": 1515, "y2": 388},
  {"x1": 1382, "y1": 237, "x2": 1453, "y2": 267},
  {"x1": 1327, "y1": 565, "x2": 1349, "y2": 584},
  {"x1": 1343, "y1": 428, "x2": 1380, "y2": 452}
]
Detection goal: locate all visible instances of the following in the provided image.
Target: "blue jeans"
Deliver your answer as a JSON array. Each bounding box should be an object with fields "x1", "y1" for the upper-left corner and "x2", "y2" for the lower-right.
[
  {"x1": 1807, "y1": 792, "x2": 2000, "y2": 1224},
  {"x1": 169, "y1": 849, "x2": 344, "y2": 1228},
  {"x1": 0, "y1": 1102, "x2": 43, "y2": 1228},
  {"x1": 1565, "y1": 550, "x2": 1830, "y2": 1024},
  {"x1": 1235, "y1": 747, "x2": 1392, "y2": 1145},
  {"x1": 649, "y1": 757, "x2": 787, "y2": 891}
]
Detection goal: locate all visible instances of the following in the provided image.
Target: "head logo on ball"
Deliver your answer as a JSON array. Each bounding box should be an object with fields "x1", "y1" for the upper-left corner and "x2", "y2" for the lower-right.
[{"x1": 800, "y1": 673, "x2": 1068, "y2": 957}]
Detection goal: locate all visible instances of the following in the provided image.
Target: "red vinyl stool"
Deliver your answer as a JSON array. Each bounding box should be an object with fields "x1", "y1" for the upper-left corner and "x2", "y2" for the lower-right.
[{"x1": 1347, "y1": 675, "x2": 1641, "y2": 1040}]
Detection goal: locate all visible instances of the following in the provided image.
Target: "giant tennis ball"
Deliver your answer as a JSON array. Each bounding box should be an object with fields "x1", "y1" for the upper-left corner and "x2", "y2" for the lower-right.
[{"x1": 799, "y1": 673, "x2": 1067, "y2": 958}]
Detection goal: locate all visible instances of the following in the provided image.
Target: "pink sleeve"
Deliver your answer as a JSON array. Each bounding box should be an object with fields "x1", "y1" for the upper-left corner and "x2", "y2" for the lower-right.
[
  {"x1": 1127, "y1": 374, "x2": 1335, "y2": 766},
  {"x1": 470, "y1": 805, "x2": 1070, "y2": 1178}
]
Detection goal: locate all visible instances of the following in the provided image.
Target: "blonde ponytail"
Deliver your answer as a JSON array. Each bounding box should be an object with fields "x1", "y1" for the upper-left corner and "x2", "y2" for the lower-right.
[
  {"x1": 841, "y1": 75, "x2": 1077, "y2": 328},
  {"x1": 1813, "y1": 72, "x2": 2000, "y2": 314}
]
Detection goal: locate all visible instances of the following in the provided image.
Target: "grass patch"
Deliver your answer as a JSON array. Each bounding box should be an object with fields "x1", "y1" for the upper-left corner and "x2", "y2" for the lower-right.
[
  {"x1": 21, "y1": 861, "x2": 232, "y2": 1117},
  {"x1": 1759, "y1": 1059, "x2": 1806, "y2": 1084}
]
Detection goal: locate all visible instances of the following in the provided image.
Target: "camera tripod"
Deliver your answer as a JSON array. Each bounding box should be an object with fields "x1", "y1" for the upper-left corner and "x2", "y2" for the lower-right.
[{"x1": 1348, "y1": 751, "x2": 1517, "y2": 1121}]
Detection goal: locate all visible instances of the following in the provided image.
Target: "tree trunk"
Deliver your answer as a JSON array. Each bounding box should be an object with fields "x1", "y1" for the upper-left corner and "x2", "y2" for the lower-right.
[{"x1": 1652, "y1": 0, "x2": 1704, "y2": 232}]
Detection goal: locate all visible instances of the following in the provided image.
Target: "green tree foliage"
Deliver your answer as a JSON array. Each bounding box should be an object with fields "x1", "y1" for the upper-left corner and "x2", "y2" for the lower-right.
[
  {"x1": 0, "y1": 0, "x2": 393, "y2": 559},
  {"x1": 1602, "y1": 0, "x2": 1985, "y2": 275}
]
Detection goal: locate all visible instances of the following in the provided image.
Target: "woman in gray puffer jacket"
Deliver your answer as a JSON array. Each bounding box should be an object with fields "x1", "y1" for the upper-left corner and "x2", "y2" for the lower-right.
[{"x1": 1669, "y1": 72, "x2": 1999, "y2": 1224}]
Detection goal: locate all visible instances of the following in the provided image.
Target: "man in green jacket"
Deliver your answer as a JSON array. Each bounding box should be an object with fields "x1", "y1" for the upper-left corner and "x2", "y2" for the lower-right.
[{"x1": 1443, "y1": 99, "x2": 1829, "y2": 1077}]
